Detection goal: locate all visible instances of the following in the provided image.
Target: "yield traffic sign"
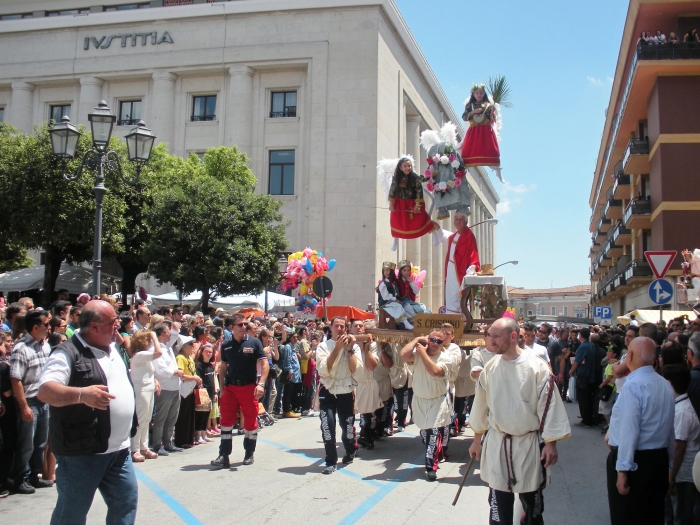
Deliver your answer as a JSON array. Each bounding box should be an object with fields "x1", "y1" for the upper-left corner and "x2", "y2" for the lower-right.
[{"x1": 644, "y1": 251, "x2": 677, "y2": 279}]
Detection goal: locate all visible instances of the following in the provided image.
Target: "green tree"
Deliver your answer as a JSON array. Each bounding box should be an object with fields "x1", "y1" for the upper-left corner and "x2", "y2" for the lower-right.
[
  {"x1": 144, "y1": 147, "x2": 288, "y2": 310},
  {"x1": 102, "y1": 143, "x2": 187, "y2": 301},
  {"x1": 0, "y1": 123, "x2": 125, "y2": 307}
]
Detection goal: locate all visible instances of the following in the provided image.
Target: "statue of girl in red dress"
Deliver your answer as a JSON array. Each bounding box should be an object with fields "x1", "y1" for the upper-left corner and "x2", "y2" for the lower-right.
[{"x1": 461, "y1": 83, "x2": 504, "y2": 183}]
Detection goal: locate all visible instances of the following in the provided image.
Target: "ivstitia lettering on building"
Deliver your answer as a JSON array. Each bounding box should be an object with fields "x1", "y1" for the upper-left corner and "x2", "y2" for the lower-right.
[{"x1": 83, "y1": 31, "x2": 173, "y2": 50}]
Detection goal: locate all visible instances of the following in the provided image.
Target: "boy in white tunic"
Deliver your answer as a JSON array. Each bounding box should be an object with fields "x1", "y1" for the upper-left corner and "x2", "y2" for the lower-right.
[
  {"x1": 469, "y1": 318, "x2": 571, "y2": 524},
  {"x1": 350, "y1": 321, "x2": 383, "y2": 450},
  {"x1": 400, "y1": 330, "x2": 454, "y2": 481}
]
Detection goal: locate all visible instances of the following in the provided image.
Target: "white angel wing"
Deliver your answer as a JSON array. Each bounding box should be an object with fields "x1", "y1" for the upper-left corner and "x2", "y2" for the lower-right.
[
  {"x1": 439, "y1": 122, "x2": 459, "y2": 149},
  {"x1": 376, "y1": 158, "x2": 397, "y2": 200},
  {"x1": 420, "y1": 129, "x2": 441, "y2": 154}
]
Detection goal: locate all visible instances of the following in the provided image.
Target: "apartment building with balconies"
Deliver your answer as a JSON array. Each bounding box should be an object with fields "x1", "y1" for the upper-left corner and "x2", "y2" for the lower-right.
[{"x1": 589, "y1": 0, "x2": 700, "y2": 316}]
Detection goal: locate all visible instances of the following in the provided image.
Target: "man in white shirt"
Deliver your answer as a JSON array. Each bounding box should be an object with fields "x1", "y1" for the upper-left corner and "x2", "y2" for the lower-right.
[
  {"x1": 316, "y1": 317, "x2": 360, "y2": 474},
  {"x1": 38, "y1": 301, "x2": 138, "y2": 525},
  {"x1": 662, "y1": 365, "x2": 700, "y2": 525},
  {"x1": 520, "y1": 322, "x2": 550, "y2": 366}
]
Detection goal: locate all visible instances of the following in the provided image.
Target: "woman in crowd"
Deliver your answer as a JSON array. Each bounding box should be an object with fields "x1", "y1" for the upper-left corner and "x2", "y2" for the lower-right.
[
  {"x1": 174, "y1": 337, "x2": 202, "y2": 448},
  {"x1": 117, "y1": 314, "x2": 133, "y2": 369},
  {"x1": 300, "y1": 333, "x2": 318, "y2": 417},
  {"x1": 49, "y1": 317, "x2": 67, "y2": 335},
  {"x1": 11, "y1": 312, "x2": 25, "y2": 342},
  {"x1": 0, "y1": 331, "x2": 15, "y2": 497},
  {"x1": 129, "y1": 330, "x2": 163, "y2": 462},
  {"x1": 258, "y1": 327, "x2": 280, "y2": 415},
  {"x1": 684, "y1": 28, "x2": 700, "y2": 43},
  {"x1": 637, "y1": 30, "x2": 650, "y2": 46},
  {"x1": 195, "y1": 342, "x2": 216, "y2": 444},
  {"x1": 193, "y1": 325, "x2": 209, "y2": 346},
  {"x1": 207, "y1": 328, "x2": 223, "y2": 435}
]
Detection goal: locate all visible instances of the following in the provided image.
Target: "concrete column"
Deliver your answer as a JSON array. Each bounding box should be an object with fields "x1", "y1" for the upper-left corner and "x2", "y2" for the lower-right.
[
  {"x1": 420, "y1": 234, "x2": 433, "y2": 310},
  {"x1": 150, "y1": 71, "x2": 177, "y2": 148},
  {"x1": 78, "y1": 77, "x2": 104, "y2": 127},
  {"x1": 227, "y1": 65, "x2": 255, "y2": 155},
  {"x1": 405, "y1": 114, "x2": 422, "y2": 276},
  {"x1": 10, "y1": 81, "x2": 34, "y2": 134}
]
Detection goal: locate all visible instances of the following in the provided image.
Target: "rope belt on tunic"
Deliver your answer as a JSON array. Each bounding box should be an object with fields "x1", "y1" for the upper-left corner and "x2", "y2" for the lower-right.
[{"x1": 501, "y1": 374, "x2": 557, "y2": 493}]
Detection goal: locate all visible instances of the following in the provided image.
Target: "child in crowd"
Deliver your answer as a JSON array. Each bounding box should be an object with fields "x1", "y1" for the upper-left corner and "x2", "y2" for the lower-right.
[
  {"x1": 377, "y1": 261, "x2": 414, "y2": 330},
  {"x1": 598, "y1": 344, "x2": 620, "y2": 432},
  {"x1": 397, "y1": 260, "x2": 429, "y2": 317}
]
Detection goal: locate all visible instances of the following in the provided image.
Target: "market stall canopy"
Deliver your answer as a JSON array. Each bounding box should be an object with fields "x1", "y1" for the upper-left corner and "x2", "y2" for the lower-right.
[
  {"x1": 0, "y1": 263, "x2": 120, "y2": 294},
  {"x1": 149, "y1": 291, "x2": 295, "y2": 312},
  {"x1": 617, "y1": 309, "x2": 695, "y2": 326},
  {"x1": 314, "y1": 305, "x2": 375, "y2": 321}
]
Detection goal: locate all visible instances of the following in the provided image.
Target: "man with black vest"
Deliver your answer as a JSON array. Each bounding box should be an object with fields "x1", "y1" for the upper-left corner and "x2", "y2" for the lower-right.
[
  {"x1": 211, "y1": 312, "x2": 269, "y2": 469},
  {"x1": 38, "y1": 300, "x2": 138, "y2": 525}
]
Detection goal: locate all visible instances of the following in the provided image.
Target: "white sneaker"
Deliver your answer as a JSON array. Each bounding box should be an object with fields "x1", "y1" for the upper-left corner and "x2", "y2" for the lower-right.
[
  {"x1": 403, "y1": 320, "x2": 414, "y2": 330},
  {"x1": 397, "y1": 426, "x2": 405, "y2": 432},
  {"x1": 306, "y1": 410, "x2": 315, "y2": 417}
]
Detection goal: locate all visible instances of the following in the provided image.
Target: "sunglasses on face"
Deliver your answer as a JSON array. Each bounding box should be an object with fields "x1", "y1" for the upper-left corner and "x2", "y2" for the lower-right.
[
  {"x1": 428, "y1": 337, "x2": 444, "y2": 344},
  {"x1": 42, "y1": 322, "x2": 50, "y2": 328},
  {"x1": 233, "y1": 323, "x2": 245, "y2": 328}
]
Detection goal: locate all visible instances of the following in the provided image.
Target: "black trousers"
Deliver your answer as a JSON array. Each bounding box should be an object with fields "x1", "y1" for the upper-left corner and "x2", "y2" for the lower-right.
[
  {"x1": 576, "y1": 382, "x2": 597, "y2": 425},
  {"x1": 318, "y1": 387, "x2": 357, "y2": 466},
  {"x1": 488, "y1": 487, "x2": 544, "y2": 525},
  {"x1": 607, "y1": 447, "x2": 669, "y2": 525},
  {"x1": 359, "y1": 413, "x2": 377, "y2": 445},
  {"x1": 423, "y1": 427, "x2": 446, "y2": 471},
  {"x1": 283, "y1": 381, "x2": 301, "y2": 413},
  {"x1": 0, "y1": 398, "x2": 17, "y2": 485},
  {"x1": 453, "y1": 395, "x2": 474, "y2": 431},
  {"x1": 374, "y1": 398, "x2": 393, "y2": 436},
  {"x1": 174, "y1": 394, "x2": 195, "y2": 447},
  {"x1": 393, "y1": 382, "x2": 411, "y2": 426}
]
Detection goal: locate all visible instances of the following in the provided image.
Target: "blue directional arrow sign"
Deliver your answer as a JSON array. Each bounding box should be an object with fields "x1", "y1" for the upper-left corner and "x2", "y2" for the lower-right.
[{"x1": 648, "y1": 278, "x2": 673, "y2": 305}]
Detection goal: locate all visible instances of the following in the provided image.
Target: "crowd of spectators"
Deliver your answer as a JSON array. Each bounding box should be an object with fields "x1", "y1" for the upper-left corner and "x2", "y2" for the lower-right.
[
  {"x1": 0, "y1": 291, "x2": 328, "y2": 498},
  {"x1": 638, "y1": 28, "x2": 700, "y2": 46},
  {"x1": 539, "y1": 315, "x2": 700, "y2": 525}
]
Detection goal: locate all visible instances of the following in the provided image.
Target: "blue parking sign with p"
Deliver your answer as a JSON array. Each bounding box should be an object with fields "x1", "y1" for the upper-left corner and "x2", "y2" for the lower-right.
[{"x1": 594, "y1": 306, "x2": 611, "y2": 319}]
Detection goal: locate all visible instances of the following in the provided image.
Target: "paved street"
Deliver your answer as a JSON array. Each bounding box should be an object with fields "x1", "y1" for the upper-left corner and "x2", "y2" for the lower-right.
[{"x1": 0, "y1": 403, "x2": 610, "y2": 525}]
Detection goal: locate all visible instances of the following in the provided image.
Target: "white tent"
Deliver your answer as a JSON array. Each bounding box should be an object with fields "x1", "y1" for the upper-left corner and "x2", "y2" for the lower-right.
[
  {"x1": 617, "y1": 309, "x2": 695, "y2": 326},
  {"x1": 149, "y1": 291, "x2": 295, "y2": 312},
  {"x1": 0, "y1": 263, "x2": 120, "y2": 294}
]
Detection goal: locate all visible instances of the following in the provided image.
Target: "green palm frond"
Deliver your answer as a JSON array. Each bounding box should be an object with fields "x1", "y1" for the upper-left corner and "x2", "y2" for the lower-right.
[{"x1": 487, "y1": 75, "x2": 513, "y2": 108}]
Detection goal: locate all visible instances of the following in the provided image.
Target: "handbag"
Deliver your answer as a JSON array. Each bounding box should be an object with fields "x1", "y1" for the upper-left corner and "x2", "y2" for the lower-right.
[
  {"x1": 598, "y1": 384, "x2": 614, "y2": 402},
  {"x1": 194, "y1": 388, "x2": 212, "y2": 412},
  {"x1": 269, "y1": 364, "x2": 281, "y2": 379}
]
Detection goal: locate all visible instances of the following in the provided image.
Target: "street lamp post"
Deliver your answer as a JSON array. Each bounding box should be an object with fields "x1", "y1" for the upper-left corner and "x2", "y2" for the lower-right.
[
  {"x1": 49, "y1": 101, "x2": 156, "y2": 297},
  {"x1": 493, "y1": 260, "x2": 519, "y2": 271}
]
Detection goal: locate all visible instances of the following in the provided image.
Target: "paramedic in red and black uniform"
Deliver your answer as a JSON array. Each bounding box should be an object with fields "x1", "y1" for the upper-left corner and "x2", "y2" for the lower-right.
[{"x1": 211, "y1": 313, "x2": 268, "y2": 468}]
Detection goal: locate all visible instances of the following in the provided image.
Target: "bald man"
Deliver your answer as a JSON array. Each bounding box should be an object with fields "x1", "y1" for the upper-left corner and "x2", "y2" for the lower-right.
[
  {"x1": 606, "y1": 337, "x2": 675, "y2": 525},
  {"x1": 38, "y1": 300, "x2": 138, "y2": 525}
]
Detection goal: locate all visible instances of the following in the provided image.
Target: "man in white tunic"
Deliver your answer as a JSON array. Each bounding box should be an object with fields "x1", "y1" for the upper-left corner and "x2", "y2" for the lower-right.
[
  {"x1": 469, "y1": 318, "x2": 571, "y2": 524},
  {"x1": 371, "y1": 338, "x2": 397, "y2": 439},
  {"x1": 350, "y1": 321, "x2": 383, "y2": 450},
  {"x1": 400, "y1": 330, "x2": 454, "y2": 481}
]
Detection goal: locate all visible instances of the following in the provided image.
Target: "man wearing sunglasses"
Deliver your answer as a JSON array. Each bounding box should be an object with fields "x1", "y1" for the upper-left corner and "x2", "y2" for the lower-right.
[
  {"x1": 211, "y1": 313, "x2": 268, "y2": 468},
  {"x1": 400, "y1": 329, "x2": 454, "y2": 481},
  {"x1": 9, "y1": 310, "x2": 52, "y2": 494}
]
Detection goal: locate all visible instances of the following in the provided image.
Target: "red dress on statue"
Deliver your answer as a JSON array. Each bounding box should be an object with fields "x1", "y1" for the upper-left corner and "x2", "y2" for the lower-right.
[
  {"x1": 389, "y1": 171, "x2": 435, "y2": 240},
  {"x1": 461, "y1": 102, "x2": 501, "y2": 168}
]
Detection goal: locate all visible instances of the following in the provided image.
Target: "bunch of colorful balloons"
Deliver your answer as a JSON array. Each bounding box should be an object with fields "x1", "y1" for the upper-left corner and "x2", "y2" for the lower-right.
[{"x1": 279, "y1": 248, "x2": 336, "y2": 313}]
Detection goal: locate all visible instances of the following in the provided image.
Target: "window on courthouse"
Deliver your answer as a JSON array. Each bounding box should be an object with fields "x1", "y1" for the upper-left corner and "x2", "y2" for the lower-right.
[
  {"x1": 527, "y1": 310, "x2": 533, "y2": 317},
  {"x1": 191, "y1": 95, "x2": 217, "y2": 121},
  {"x1": 50, "y1": 105, "x2": 71, "y2": 122},
  {"x1": 563, "y1": 306, "x2": 568, "y2": 316},
  {"x1": 551, "y1": 306, "x2": 556, "y2": 315},
  {"x1": 0, "y1": 107, "x2": 4, "y2": 122},
  {"x1": 268, "y1": 150, "x2": 295, "y2": 195},
  {"x1": 270, "y1": 91, "x2": 297, "y2": 118},
  {"x1": 118, "y1": 100, "x2": 141, "y2": 126}
]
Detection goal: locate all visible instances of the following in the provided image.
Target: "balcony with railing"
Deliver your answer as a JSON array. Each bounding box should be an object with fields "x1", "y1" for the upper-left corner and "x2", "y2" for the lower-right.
[
  {"x1": 612, "y1": 171, "x2": 631, "y2": 200},
  {"x1": 623, "y1": 198, "x2": 652, "y2": 230},
  {"x1": 637, "y1": 42, "x2": 700, "y2": 61},
  {"x1": 624, "y1": 259, "x2": 653, "y2": 283},
  {"x1": 117, "y1": 118, "x2": 140, "y2": 126},
  {"x1": 612, "y1": 221, "x2": 632, "y2": 245},
  {"x1": 623, "y1": 137, "x2": 650, "y2": 175},
  {"x1": 269, "y1": 107, "x2": 297, "y2": 118}
]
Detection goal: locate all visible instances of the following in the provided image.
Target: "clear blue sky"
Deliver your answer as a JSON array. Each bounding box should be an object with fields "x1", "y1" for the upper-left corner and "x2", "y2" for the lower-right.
[{"x1": 394, "y1": 0, "x2": 629, "y2": 290}]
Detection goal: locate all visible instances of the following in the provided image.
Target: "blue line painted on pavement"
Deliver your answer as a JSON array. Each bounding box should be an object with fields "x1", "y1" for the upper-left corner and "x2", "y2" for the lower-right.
[
  {"x1": 259, "y1": 437, "x2": 384, "y2": 488},
  {"x1": 134, "y1": 468, "x2": 204, "y2": 525},
  {"x1": 337, "y1": 453, "x2": 425, "y2": 525}
]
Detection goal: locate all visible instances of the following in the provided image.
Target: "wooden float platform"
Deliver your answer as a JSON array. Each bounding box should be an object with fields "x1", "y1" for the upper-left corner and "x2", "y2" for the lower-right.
[{"x1": 366, "y1": 328, "x2": 485, "y2": 347}]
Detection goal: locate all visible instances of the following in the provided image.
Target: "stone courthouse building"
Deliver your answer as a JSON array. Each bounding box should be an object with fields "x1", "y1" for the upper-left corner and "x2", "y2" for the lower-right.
[{"x1": 0, "y1": 0, "x2": 499, "y2": 310}]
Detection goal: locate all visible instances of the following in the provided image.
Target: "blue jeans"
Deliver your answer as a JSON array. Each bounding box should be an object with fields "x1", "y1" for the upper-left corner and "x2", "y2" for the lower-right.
[
  {"x1": 51, "y1": 448, "x2": 138, "y2": 525},
  {"x1": 14, "y1": 397, "x2": 49, "y2": 482}
]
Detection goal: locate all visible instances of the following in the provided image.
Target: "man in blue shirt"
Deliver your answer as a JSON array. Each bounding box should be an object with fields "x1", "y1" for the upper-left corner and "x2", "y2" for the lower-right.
[
  {"x1": 1, "y1": 303, "x2": 25, "y2": 333},
  {"x1": 606, "y1": 336, "x2": 674, "y2": 525},
  {"x1": 279, "y1": 331, "x2": 302, "y2": 418},
  {"x1": 569, "y1": 327, "x2": 597, "y2": 427}
]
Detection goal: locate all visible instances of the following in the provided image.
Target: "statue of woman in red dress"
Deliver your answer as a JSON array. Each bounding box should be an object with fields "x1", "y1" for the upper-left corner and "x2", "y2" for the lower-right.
[{"x1": 461, "y1": 83, "x2": 504, "y2": 183}]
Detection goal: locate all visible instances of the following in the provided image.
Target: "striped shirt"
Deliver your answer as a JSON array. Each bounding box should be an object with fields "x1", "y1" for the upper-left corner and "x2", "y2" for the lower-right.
[{"x1": 9, "y1": 334, "x2": 51, "y2": 399}]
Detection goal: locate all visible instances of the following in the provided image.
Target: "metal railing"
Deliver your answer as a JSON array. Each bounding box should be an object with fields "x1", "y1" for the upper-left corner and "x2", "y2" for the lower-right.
[
  {"x1": 624, "y1": 259, "x2": 653, "y2": 281},
  {"x1": 191, "y1": 115, "x2": 216, "y2": 122},
  {"x1": 637, "y1": 42, "x2": 700, "y2": 60},
  {"x1": 117, "y1": 118, "x2": 139, "y2": 126},
  {"x1": 623, "y1": 199, "x2": 652, "y2": 224},
  {"x1": 269, "y1": 107, "x2": 297, "y2": 118}
]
